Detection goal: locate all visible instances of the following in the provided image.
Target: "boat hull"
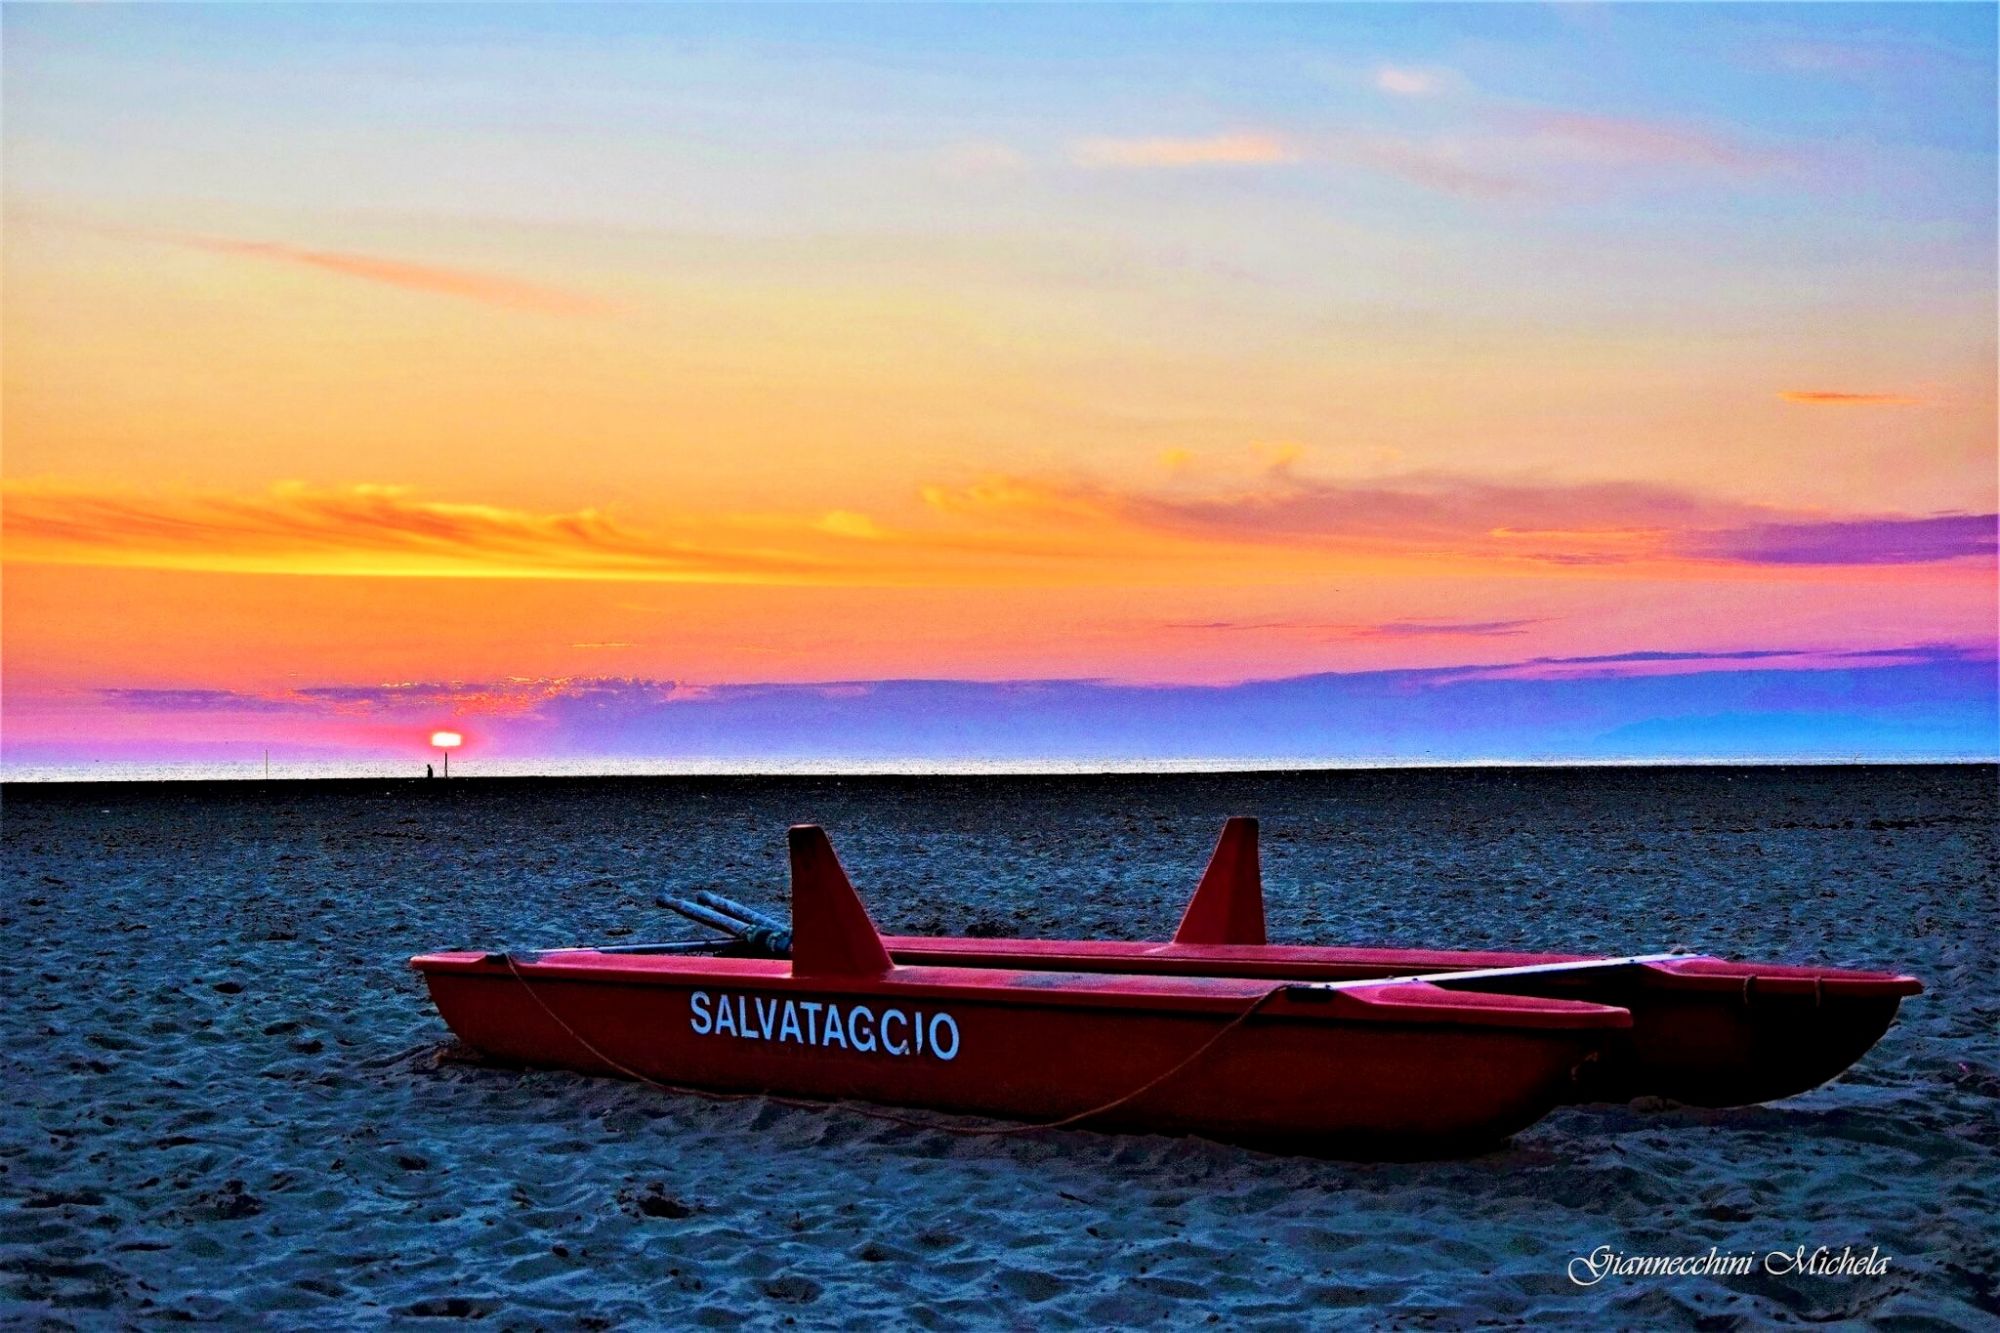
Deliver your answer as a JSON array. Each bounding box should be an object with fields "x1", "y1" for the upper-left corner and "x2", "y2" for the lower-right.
[
  {"x1": 879, "y1": 938, "x2": 1920, "y2": 1107},
  {"x1": 413, "y1": 953, "x2": 1625, "y2": 1156}
]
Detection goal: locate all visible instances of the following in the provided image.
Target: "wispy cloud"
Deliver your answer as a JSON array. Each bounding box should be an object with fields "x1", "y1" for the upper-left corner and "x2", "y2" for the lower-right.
[
  {"x1": 7, "y1": 468, "x2": 1991, "y2": 588},
  {"x1": 96, "y1": 688, "x2": 303, "y2": 714},
  {"x1": 1438, "y1": 643, "x2": 1988, "y2": 683},
  {"x1": 1068, "y1": 133, "x2": 1296, "y2": 168},
  {"x1": 1778, "y1": 390, "x2": 1920, "y2": 407},
  {"x1": 286, "y1": 677, "x2": 704, "y2": 716},
  {"x1": 1024, "y1": 101, "x2": 1770, "y2": 199},
  {"x1": 98, "y1": 677, "x2": 696, "y2": 720},
  {"x1": 0, "y1": 477, "x2": 1104, "y2": 585},
  {"x1": 1325, "y1": 105, "x2": 1777, "y2": 200},
  {"x1": 930, "y1": 471, "x2": 1702, "y2": 560},
  {"x1": 1354, "y1": 618, "x2": 1543, "y2": 639},
  {"x1": 1373, "y1": 65, "x2": 1458, "y2": 97},
  {"x1": 173, "y1": 234, "x2": 608, "y2": 315},
  {"x1": 1166, "y1": 618, "x2": 1545, "y2": 640},
  {"x1": 1329, "y1": 133, "x2": 1534, "y2": 201},
  {"x1": 1508, "y1": 110, "x2": 1768, "y2": 172},
  {"x1": 0, "y1": 480, "x2": 820, "y2": 582},
  {"x1": 927, "y1": 469, "x2": 1997, "y2": 570},
  {"x1": 1687, "y1": 515, "x2": 1996, "y2": 567}
]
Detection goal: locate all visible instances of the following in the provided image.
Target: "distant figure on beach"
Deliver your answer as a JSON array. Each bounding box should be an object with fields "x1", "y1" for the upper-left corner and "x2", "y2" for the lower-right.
[{"x1": 426, "y1": 764, "x2": 434, "y2": 780}]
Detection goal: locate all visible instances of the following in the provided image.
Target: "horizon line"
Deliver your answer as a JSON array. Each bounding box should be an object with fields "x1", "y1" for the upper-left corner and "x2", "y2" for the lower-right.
[{"x1": 5, "y1": 755, "x2": 1995, "y2": 786}]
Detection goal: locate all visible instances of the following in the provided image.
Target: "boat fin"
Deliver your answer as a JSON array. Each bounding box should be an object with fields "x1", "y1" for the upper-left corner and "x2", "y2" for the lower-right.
[
  {"x1": 1171, "y1": 816, "x2": 1266, "y2": 946},
  {"x1": 788, "y1": 825, "x2": 895, "y2": 977}
]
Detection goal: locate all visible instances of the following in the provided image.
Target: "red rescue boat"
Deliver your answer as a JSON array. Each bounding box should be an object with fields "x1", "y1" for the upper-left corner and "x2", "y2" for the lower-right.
[
  {"x1": 413, "y1": 826, "x2": 1631, "y2": 1157},
  {"x1": 878, "y1": 818, "x2": 1923, "y2": 1108}
]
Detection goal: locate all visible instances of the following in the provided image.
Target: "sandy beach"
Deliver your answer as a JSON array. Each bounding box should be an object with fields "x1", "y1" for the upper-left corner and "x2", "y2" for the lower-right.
[{"x1": 3, "y1": 766, "x2": 1994, "y2": 1327}]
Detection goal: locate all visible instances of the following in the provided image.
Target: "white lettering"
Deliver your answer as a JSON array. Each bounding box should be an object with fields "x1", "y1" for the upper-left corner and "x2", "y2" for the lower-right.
[
  {"x1": 929, "y1": 1013, "x2": 960, "y2": 1061},
  {"x1": 687, "y1": 992, "x2": 958, "y2": 1060},
  {"x1": 1569, "y1": 1243, "x2": 1873, "y2": 1287},
  {"x1": 1567, "y1": 1247, "x2": 1614, "y2": 1287}
]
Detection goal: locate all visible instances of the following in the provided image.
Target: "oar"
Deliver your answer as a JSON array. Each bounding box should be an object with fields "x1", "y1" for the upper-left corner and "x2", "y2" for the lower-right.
[
  {"x1": 693, "y1": 890, "x2": 788, "y2": 936},
  {"x1": 657, "y1": 893, "x2": 792, "y2": 955},
  {"x1": 492, "y1": 938, "x2": 722, "y2": 964},
  {"x1": 1282, "y1": 952, "x2": 1693, "y2": 999},
  {"x1": 657, "y1": 894, "x2": 753, "y2": 937}
]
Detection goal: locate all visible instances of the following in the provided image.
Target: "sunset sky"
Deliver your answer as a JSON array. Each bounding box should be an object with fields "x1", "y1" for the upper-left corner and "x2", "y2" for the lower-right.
[{"x1": 4, "y1": 4, "x2": 1995, "y2": 773}]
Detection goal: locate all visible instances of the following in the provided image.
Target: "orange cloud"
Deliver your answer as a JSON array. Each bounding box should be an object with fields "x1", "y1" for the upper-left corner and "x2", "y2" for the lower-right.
[
  {"x1": 1068, "y1": 133, "x2": 1295, "y2": 168},
  {"x1": 1168, "y1": 617, "x2": 1545, "y2": 639},
  {"x1": 1778, "y1": 390, "x2": 1920, "y2": 407},
  {"x1": 924, "y1": 471, "x2": 1995, "y2": 570},
  {"x1": 5, "y1": 471, "x2": 1988, "y2": 591},
  {"x1": 174, "y1": 234, "x2": 609, "y2": 315},
  {"x1": 0, "y1": 480, "x2": 815, "y2": 582},
  {"x1": 0, "y1": 478, "x2": 1133, "y2": 587}
]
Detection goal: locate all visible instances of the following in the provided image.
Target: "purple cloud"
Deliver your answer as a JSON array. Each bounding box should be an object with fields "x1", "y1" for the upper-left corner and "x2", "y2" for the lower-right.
[
  {"x1": 1164, "y1": 617, "x2": 1545, "y2": 638},
  {"x1": 97, "y1": 688, "x2": 306, "y2": 713},
  {"x1": 1683, "y1": 514, "x2": 1997, "y2": 566},
  {"x1": 959, "y1": 471, "x2": 1995, "y2": 570},
  {"x1": 1361, "y1": 619, "x2": 1543, "y2": 639}
]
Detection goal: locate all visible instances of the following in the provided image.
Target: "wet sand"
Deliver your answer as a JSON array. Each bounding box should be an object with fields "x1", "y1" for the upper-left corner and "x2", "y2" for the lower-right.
[{"x1": 3, "y1": 766, "x2": 1994, "y2": 1327}]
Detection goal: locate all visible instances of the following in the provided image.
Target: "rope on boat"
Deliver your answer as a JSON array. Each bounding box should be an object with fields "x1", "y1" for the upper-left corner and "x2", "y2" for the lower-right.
[{"x1": 498, "y1": 953, "x2": 1284, "y2": 1139}]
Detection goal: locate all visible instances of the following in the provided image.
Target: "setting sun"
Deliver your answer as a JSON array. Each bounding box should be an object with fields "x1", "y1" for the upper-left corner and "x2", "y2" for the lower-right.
[{"x1": 429, "y1": 731, "x2": 463, "y2": 749}]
